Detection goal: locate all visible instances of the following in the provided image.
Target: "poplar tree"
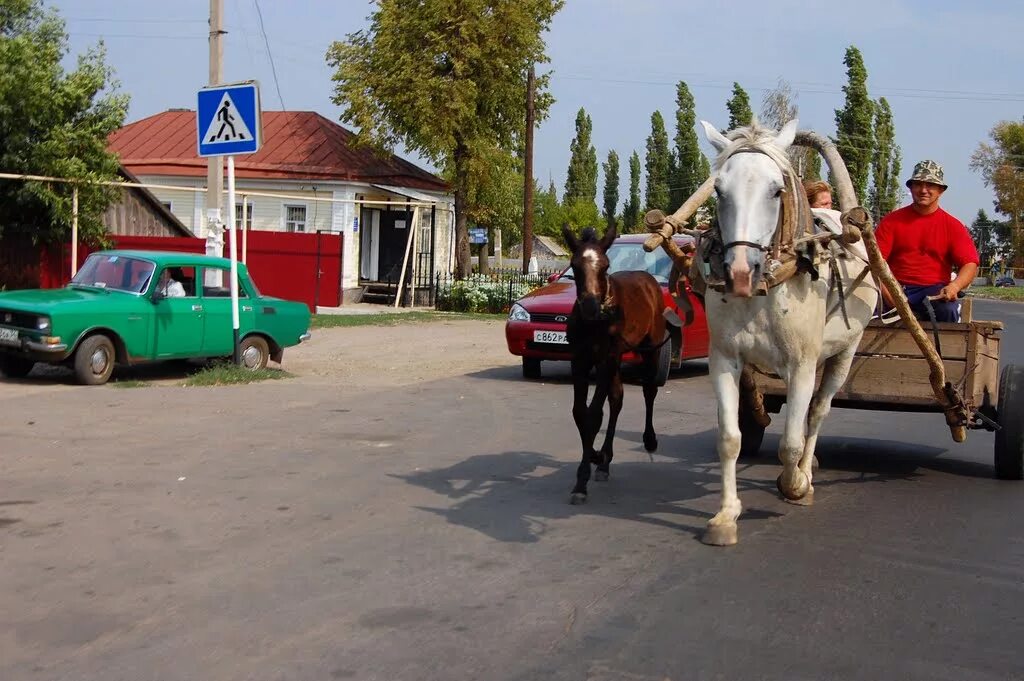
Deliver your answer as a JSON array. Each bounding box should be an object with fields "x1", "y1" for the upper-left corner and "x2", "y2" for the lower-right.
[
  {"x1": 602, "y1": 150, "x2": 619, "y2": 230},
  {"x1": 725, "y1": 82, "x2": 754, "y2": 131},
  {"x1": 834, "y1": 46, "x2": 875, "y2": 203},
  {"x1": 868, "y1": 97, "x2": 902, "y2": 222},
  {"x1": 672, "y1": 81, "x2": 710, "y2": 217},
  {"x1": 622, "y1": 151, "x2": 642, "y2": 232},
  {"x1": 564, "y1": 107, "x2": 598, "y2": 204},
  {"x1": 644, "y1": 111, "x2": 671, "y2": 213}
]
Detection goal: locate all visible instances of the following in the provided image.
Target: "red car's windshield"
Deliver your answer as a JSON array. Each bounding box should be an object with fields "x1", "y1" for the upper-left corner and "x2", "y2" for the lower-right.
[{"x1": 559, "y1": 241, "x2": 675, "y2": 284}]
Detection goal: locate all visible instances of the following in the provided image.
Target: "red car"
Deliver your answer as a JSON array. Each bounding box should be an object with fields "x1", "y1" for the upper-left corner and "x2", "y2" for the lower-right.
[{"x1": 505, "y1": 233, "x2": 709, "y2": 379}]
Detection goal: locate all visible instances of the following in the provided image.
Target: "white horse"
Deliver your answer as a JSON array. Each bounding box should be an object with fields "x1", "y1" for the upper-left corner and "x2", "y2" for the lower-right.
[{"x1": 698, "y1": 119, "x2": 879, "y2": 546}]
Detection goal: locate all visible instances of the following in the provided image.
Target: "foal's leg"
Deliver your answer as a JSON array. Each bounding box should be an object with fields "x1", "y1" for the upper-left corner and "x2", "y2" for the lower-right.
[
  {"x1": 594, "y1": 357, "x2": 623, "y2": 481},
  {"x1": 641, "y1": 346, "x2": 659, "y2": 452},
  {"x1": 570, "y1": 355, "x2": 596, "y2": 504},
  {"x1": 776, "y1": 362, "x2": 818, "y2": 502},
  {"x1": 704, "y1": 353, "x2": 743, "y2": 546},
  {"x1": 796, "y1": 345, "x2": 858, "y2": 504}
]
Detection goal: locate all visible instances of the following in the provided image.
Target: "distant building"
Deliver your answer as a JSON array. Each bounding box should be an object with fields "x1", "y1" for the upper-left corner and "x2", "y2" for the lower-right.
[
  {"x1": 509, "y1": 235, "x2": 569, "y2": 261},
  {"x1": 108, "y1": 110, "x2": 454, "y2": 295}
]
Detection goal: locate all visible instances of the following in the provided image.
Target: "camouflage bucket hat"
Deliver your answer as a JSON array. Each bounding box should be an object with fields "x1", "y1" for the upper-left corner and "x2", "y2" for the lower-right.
[{"x1": 906, "y1": 160, "x2": 947, "y2": 189}]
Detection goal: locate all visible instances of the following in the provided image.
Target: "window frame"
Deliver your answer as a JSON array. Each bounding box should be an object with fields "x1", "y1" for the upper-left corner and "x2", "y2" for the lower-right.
[{"x1": 282, "y1": 204, "x2": 308, "y2": 233}]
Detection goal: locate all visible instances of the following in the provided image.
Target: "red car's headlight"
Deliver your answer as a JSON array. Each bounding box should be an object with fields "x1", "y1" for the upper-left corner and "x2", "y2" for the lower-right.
[{"x1": 508, "y1": 303, "x2": 530, "y2": 322}]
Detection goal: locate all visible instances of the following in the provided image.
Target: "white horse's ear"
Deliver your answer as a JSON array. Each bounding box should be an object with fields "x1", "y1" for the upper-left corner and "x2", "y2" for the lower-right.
[
  {"x1": 701, "y1": 120, "x2": 730, "y2": 153},
  {"x1": 774, "y1": 118, "x2": 799, "y2": 151}
]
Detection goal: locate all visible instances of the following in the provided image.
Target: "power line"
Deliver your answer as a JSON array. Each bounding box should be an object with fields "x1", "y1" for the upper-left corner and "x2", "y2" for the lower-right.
[
  {"x1": 553, "y1": 73, "x2": 1024, "y2": 104},
  {"x1": 252, "y1": 0, "x2": 285, "y2": 110}
]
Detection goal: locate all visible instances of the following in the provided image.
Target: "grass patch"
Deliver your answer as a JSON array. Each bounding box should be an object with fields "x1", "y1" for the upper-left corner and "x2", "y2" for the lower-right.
[
  {"x1": 183, "y1": 362, "x2": 291, "y2": 387},
  {"x1": 311, "y1": 310, "x2": 503, "y2": 329},
  {"x1": 968, "y1": 286, "x2": 1024, "y2": 302},
  {"x1": 109, "y1": 379, "x2": 148, "y2": 389}
]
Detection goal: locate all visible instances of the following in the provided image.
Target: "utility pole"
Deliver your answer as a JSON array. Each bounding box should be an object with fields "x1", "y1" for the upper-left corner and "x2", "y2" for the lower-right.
[
  {"x1": 522, "y1": 64, "x2": 535, "y2": 274},
  {"x1": 207, "y1": 0, "x2": 225, "y2": 241}
]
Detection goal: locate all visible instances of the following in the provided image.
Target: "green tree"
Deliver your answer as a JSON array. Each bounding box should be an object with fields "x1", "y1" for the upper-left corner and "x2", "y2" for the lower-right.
[
  {"x1": 602, "y1": 149, "x2": 619, "y2": 230},
  {"x1": 0, "y1": 0, "x2": 128, "y2": 247},
  {"x1": 532, "y1": 179, "x2": 564, "y2": 238},
  {"x1": 565, "y1": 107, "x2": 598, "y2": 205},
  {"x1": 833, "y1": 46, "x2": 875, "y2": 203},
  {"x1": 327, "y1": 0, "x2": 563, "y2": 278},
  {"x1": 971, "y1": 119, "x2": 1024, "y2": 265},
  {"x1": 968, "y1": 209, "x2": 1010, "y2": 269},
  {"x1": 725, "y1": 82, "x2": 754, "y2": 131},
  {"x1": 462, "y1": 148, "x2": 524, "y2": 248},
  {"x1": 645, "y1": 111, "x2": 671, "y2": 213},
  {"x1": 867, "y1": 97, "x2": 902, "y2": 223},
  {"x1": 622, "y1": 151, "x2": 642, "y2": 232},
  {"x1": 671, "y1": 81, "x2": 710, "y2": 220}
]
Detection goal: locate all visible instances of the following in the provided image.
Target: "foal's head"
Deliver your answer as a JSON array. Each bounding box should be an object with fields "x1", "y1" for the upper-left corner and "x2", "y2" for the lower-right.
[
  {"x1": 561, "y1": 223, "x2": 617, "y2": 321},
  {"x1": 700, "y1": 117, "x2": 799, "y2": 297}
]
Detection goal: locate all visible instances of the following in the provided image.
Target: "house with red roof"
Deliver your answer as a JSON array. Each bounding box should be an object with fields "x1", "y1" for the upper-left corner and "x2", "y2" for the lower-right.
[{"x1": 108, "y1": 109, "x2": 453, "y2": 296}]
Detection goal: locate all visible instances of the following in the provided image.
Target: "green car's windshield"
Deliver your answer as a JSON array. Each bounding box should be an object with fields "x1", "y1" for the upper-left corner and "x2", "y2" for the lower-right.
[{"x1": 72, "y1": 254, "x2": 155, "y2": 294}]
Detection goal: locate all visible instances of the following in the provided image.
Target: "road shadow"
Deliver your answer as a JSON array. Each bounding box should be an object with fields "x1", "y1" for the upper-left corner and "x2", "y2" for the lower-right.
[
  {"x1": 464, "y1": 360, "x2": 710, "y2": 386},
  {"x1": 1, "y1": 358, "x2": 285, "y2": 387},
  {"x1": 394, "y1": 420, "x2": 994, "y2": 545}
]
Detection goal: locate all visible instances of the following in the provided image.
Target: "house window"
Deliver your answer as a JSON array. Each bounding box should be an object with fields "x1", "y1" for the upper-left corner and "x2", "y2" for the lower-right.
[
  {"x1": 235, "y1": 201, "x2": 254, "y2": 230},
  {"x1": 284, "y1": 205, "x2": 307, "y2": 232}
]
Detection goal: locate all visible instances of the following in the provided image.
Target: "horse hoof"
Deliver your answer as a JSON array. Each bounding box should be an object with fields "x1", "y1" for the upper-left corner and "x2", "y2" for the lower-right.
[
  {"x1": 784, "y1": 488, "x2": 814, "y2": 506},
  {"x1": 594, "y1": 470, "x2": 609, "y2": 482},
  {"x1": 702, "y1": 522, "x2": 738, "y2": 546},
  {"x1": 643, "y1": 434, "x2": 658, "y2": 452},
  {"x1": 570, "y1": 492, "x2": 588, "y2": 505},
  {"x1": 776, "y1": 470, "x2": 810, "y2": 501}
]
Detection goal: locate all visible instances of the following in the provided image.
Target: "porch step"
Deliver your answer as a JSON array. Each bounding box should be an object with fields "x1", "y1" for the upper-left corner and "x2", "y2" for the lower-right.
[
  {"x1": 361, "y1": 290, "x2": 393, "y2": 305},
  {"x1": 361, "y1": 283, "x2": 396, "y2": 305}
]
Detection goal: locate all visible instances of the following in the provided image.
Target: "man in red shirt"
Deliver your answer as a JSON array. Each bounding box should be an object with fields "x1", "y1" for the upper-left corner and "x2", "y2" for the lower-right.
[{"x1": 876, "y1": 160, "x2": 979, "y2": 322}]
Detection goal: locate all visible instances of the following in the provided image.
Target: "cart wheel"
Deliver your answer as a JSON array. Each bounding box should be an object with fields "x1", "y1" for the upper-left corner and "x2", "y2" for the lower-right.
[
  {"x1": 653, "y1": 338, "x2": 672, "y2": 387},
  {"x1": 994, "y1": 363, "x2": 1024, "y2": 480}
]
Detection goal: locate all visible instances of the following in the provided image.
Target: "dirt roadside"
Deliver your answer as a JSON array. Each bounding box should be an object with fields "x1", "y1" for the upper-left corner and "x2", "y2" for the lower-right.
[{"x1": 286, "y1": 317, "x2": 519, "y2": 388}]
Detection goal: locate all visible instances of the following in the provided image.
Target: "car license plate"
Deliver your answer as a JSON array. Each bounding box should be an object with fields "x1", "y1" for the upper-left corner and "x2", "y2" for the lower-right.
[
  {"x1": 534, "y1": 330, "x2": 567, "y2": 345},
  {"x1": 0, "y1": 326, "x2": 17, "y2": 343}
]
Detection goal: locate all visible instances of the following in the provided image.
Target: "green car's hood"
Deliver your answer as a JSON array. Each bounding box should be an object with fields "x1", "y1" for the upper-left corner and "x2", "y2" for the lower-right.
[{"x1": 0, "y1": 286, "x2": 123, "y2": 312}]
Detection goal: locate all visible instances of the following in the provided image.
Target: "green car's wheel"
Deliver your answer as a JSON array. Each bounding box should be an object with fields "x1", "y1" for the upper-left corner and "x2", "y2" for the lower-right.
[
  {"x1": 239, "y1": 335, "x2": 270, "y2": 370},
  {"x1": 74, "y1": 335, "x2": 115, "y2": 385},
  {"x1": 0, "y1": 355, "x2": 35, "y2": 379}
]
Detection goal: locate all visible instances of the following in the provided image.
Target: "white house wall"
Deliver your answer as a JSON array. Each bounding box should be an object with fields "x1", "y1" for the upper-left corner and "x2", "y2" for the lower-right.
[{"x1": 134, "y1": 174, "x2": 455, "y2": 284}]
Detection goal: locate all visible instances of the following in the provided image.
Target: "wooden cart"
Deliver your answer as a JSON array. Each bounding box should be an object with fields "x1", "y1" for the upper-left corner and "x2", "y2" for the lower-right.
[{"x1": 745, "y1": 298, "x2": 1024, "y2": 479}]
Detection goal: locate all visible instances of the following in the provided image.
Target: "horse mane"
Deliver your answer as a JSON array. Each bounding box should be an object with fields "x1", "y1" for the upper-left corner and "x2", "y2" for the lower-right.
[{"x1": 711, "y1": 117, "x2": 798, "y2": 183}]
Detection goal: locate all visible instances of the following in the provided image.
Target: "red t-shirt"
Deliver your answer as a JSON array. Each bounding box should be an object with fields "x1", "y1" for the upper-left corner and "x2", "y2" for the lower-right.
[{"x1": 875, "y1": 205, "x2": 979, "y2": 286}]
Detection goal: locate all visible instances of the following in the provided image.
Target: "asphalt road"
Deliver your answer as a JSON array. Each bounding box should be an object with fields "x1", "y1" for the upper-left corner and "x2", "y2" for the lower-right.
[{"x1": 1, "y1": 300, "x2": 1022, "y2": 681}]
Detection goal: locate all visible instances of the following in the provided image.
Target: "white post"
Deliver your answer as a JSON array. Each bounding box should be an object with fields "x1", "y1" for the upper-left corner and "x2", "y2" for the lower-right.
[
  {"x1": 241, "y1": 193, "x2": 248, "y2": 263},
  {"x1": 227, "y1": 156, "x2": 241, "y2": 365},
  {"x1": 393, "y1": 206, "x2": 419, "y2": 309},
  {"x1": 409, "y1": 206, "x2": 420, "y2": 309},
  {"x1": 70, "y1": 187, "x2": 79, "y2": 277}
]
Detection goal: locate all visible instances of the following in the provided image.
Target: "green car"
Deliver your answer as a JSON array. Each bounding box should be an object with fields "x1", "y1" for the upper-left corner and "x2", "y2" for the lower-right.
[{"x1": 0, "y1": 250, "x2": 312, "y2": 385}]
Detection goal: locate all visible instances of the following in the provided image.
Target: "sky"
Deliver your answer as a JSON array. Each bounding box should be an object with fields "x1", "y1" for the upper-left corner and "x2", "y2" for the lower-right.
[{"x1": 53, "y1": 0, "x2": 1024, "y2": 226}]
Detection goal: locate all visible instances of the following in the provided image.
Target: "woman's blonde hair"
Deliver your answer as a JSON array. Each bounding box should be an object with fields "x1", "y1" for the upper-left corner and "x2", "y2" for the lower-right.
[{"x1": 803, "y1": 180, "x2": 832, "y2": 206}]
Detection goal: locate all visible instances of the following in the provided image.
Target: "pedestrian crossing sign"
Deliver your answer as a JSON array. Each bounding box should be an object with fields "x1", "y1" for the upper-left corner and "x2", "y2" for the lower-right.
[{"x1": 196, "y1": 81, "x2": 262, "y2": 157}]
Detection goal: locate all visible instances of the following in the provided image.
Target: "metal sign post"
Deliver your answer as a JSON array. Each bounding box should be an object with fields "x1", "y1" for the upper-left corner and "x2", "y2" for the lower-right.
[{"x1": 197, "y1": 81, "x2": 262, "y2": 366}]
